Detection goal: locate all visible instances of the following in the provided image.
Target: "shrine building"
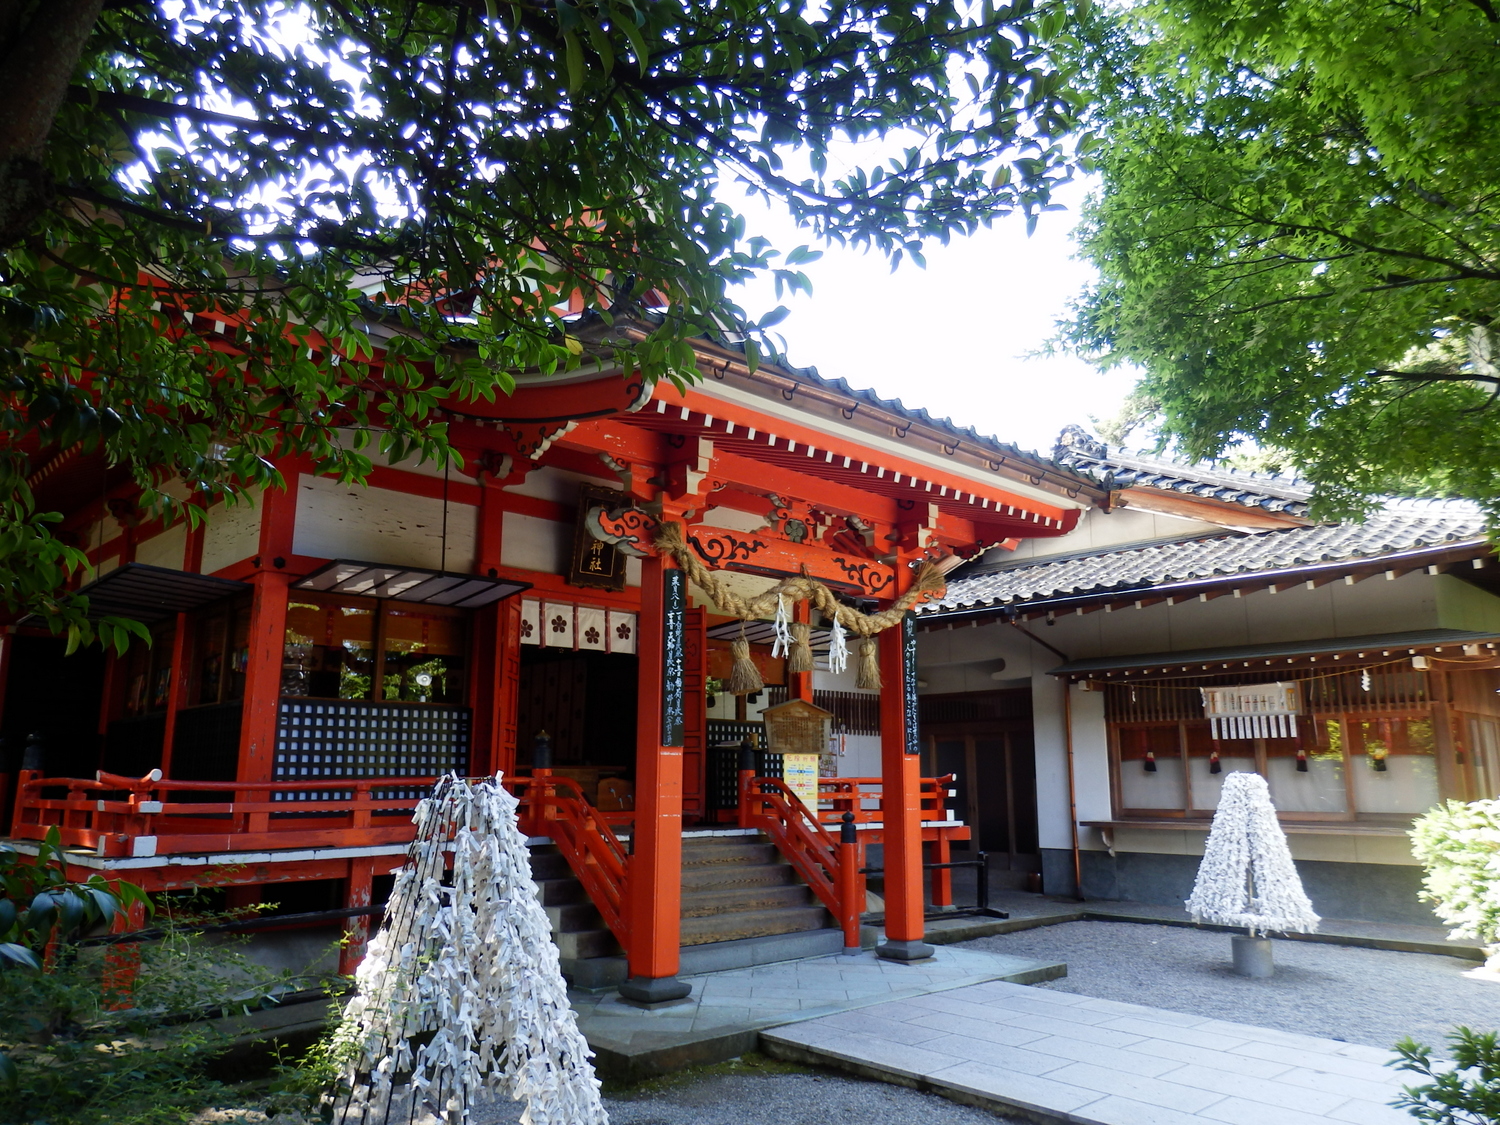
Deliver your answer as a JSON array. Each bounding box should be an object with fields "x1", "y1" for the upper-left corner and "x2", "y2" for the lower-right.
[{"x1": 0, "y1": 317, "x2": 1102, "y2": 1000}]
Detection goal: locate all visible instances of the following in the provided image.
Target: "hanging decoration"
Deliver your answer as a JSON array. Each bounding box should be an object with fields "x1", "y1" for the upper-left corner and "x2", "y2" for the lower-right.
[
  {"x1": 1186, "y1": 772, "x2": 1320, "y2": 937},
  {"x1": 652, "y1": 522, "x2": 945, "y2": 691},
  {"x1": 827, "y1": 615, "x2": 849, "y2": 676},
  {"x1": 1202, "y1": 682, "x2": 1302, "y2": 740},
  {"x1": 726, "y1": 626, "x2": 764, "y2": 696},
  {"x1": 787, "y1": 621, "x2": 815, "y2": 674},
  {"x1": 771, "y1": 593, "x2": 792, "y2": 659},
  {"x1": 1209, "y1": 748, "x2": 1222, "y2": 774},
  {"x1": 855, "y1": 638, "x2": 882, "y2": 690},
  {"x1": 329, "y1": 775, "x2": 608, "y2": 1125},
  {"x1": 1143, "y1": 750, "x2": 1158, "y2": 773}
]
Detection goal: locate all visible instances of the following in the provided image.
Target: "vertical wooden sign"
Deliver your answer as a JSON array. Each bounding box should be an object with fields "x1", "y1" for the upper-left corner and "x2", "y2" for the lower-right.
[
  {"x1": 662, "y1": 568, "x2": 686, "y2": 747},
  {"x1": 902, "y1": 613, "x2": 919, "y2": 755}
]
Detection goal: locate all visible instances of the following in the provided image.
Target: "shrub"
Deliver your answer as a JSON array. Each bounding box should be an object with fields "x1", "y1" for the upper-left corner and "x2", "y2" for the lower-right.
[
  {"x1": 1392, "y1": 1027, "x2": 1500, "y2": 1125},
  {"x1": 0, "y1": 833, "x2": 310, "y2": 1124},
  {"x1": 1410, "y1": 800, "x2": 1500, "y2": 959}
]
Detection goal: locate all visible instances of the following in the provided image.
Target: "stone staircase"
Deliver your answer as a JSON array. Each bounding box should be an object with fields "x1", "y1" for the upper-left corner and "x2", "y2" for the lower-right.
[{"x1": 530, "y1": 829, "x2": 840, "y2": 990}]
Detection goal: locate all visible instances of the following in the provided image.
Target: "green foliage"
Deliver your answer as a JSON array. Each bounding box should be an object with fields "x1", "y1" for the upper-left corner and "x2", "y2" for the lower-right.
[
  {"x1": 1392, "y1": 1028, "x2": 1500, "y2": 1125},
  {"x1": 1061, "y1": 0, "x2": 1500, "y2": 520},
  {"x1": 1410, "y1": 800, "x2": 1500, "y2": 950},
  {"x1": 1, "y1": 0, "x2": 1087, "y2": 641}
]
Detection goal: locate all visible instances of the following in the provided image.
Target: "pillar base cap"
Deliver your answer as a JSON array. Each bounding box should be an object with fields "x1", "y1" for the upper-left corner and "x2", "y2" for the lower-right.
[
  {"x1": 876, "y1": 938, "x2": 935, "y2": 962},
  {"x1": 618, "y1": 975, "x2": 693, "y2": 1005}
]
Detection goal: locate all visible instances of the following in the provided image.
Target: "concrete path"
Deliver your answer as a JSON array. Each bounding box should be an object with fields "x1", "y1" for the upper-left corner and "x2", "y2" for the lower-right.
[
  {"x1": 570, "y1": 945, "x2": 1064, "y2": 1079},
  {"x1": 762, "y1": 979, "x2": 1414, "y2": 1125}
]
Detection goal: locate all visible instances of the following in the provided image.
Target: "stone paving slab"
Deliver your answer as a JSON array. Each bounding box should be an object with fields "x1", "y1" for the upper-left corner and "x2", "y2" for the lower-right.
[
  {"x1": 569, "y1": 945, "x2": 1065, "y2": 1079},
  {"x1": 761, "y1": 980, "x2": 1413, "y2": 1125}
]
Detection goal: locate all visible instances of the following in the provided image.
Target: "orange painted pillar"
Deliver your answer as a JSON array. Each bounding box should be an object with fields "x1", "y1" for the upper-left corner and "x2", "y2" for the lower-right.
[
  {"x1": 235, "y1": 471, "x2": 298, "y2": 834},
  {"x1": 620, "y1": 553, "x2": 691, "y2": 1003},
  {"x1": 876, "y1": 611, "x2": 932, "y2": 960},
  {"x1": 339, "y1": 856, "x2": 376, "y2": 975}
]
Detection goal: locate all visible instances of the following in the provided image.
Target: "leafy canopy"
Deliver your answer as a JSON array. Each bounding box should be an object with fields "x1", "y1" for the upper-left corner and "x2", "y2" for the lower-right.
[
  {"x1": 1, "y1": 0, "x2": 1084, "y2": 642},
  {"x1": 1061, "y1": 0, "x2": 1500, "y2": 520}
]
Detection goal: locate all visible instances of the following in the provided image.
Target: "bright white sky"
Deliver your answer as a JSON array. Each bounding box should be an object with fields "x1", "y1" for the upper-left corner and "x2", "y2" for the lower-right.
[{"x1": 726, "y1": 176, "x2": 1141, "y2": 459}]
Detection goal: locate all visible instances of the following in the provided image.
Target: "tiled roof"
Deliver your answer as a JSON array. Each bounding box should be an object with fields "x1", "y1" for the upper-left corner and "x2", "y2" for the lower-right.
[
  {"x1": 627, "y1": 308, "x2": 1093, "y2": 489},
  {"x1": 921, "y1": 498, "x2": 1488, "y2": 613},
  {"x1": 1052, "y1": 425, "x2": 1311, "y2": 516}
]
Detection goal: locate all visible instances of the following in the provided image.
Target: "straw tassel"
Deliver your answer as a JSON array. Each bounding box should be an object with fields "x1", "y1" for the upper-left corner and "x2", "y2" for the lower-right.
[
  {"x1": 787, "y1": 621, "x2": 814, "y2": 674},
  {"x1": 855, "y1": 637, "x2": 881, "y2": 690},
  {"x1": 727, "y1": 631, "x2": 764, "y2": 696}
]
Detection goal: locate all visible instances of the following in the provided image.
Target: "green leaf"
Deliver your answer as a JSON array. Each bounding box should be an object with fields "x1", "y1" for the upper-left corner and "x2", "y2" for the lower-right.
[{"x1": 563, "y1": 31, "x2": 586, "y2": 94}]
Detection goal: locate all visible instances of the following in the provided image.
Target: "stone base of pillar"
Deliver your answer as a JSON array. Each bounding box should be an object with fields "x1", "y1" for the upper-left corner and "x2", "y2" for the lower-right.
[
  {"x1": 618, "y1": 975, "x2": 693, "y2": 1005},
  {"x1": 875, "y1": 938, "x2": 935, "y2": 962}
]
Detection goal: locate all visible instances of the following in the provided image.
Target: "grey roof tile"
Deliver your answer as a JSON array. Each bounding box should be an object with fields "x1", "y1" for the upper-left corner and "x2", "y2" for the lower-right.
[
  {"x1": 922, "y1": 498, "x2": 1488, "y2": 613},
  {"x1": 1052, "y1": 426, "x2": 1312, "y2": 516}
]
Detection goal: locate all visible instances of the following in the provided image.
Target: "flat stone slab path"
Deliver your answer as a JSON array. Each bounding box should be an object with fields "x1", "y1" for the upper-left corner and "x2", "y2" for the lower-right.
[
  {"x1": 571, "y1": 945, "x2": 1064, "y2": 1079},
  {"x1": 761, "y1": 979, "x2": 1414, "y2": 1125}
]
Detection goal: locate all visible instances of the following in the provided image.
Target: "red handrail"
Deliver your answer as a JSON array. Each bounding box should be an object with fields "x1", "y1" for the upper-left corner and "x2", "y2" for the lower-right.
[
  {"x1": 508, "y1": 772, "x2": 631, "y2": 956},
  {"x1": 740, "y1": 775, "x2": 862, "y2": 950}
]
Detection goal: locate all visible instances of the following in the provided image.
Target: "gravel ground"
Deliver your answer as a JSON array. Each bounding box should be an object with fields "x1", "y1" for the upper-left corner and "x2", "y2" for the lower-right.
[
  {"x1": 463, "y1": 1068, "x2": 1014, "y2": 1124},
  {"x1": 962, "y1": 919, "x2": 1500, "y2": 1051}
]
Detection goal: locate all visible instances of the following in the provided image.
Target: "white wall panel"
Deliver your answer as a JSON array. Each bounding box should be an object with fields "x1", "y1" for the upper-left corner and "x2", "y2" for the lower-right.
[
  {"x1": 201, "y1": 490, "x2": 263, "y2": 574},
  {"x1": 293, "y1": 476, "x2": 476, "y2": 571},
  {"x1": 500, "y1": 511, "x2": 564, "y2": 574},
  {"x1": 134, "y1": 522, "x2": 187, "y2": 570}
]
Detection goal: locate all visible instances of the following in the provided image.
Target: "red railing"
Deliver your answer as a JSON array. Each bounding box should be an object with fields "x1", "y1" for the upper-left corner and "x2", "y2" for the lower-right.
[
  {"x1": 510, "y1": 771, "x2": 631, "y2": 952},
  {"x1": 739, "y1": 774, "x2": 863, "y2": 950},
  {"x1": 10, "y1": 767, "x2": 636, "y2": 960},
  {"x1": 815, "y1": 774, "x2": 960, "y2": 826}
]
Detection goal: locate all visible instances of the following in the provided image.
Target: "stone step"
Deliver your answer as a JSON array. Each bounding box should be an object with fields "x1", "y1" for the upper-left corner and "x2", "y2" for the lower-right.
[
  {"x1": 554, "y1": 926, "x2": 623, "y2": 961},
  {"x1": 528, "y1": 847, "x2": 573, "y2": 883},
  {"x1": 681, "y1": 860, "x2": 797, "y2": 892},
  {"x1": 680, "y1": 882, "x2": 814, "y2": 918},
  {"x1": 680, "y1": 840, "x2": 779, "y2": 868},
  {"x1": 545, "y1": 900, "x2": 604, "y2": 932},
  {"x1": 680, "y1": 904, "x2": 831, "y2": 946},
  {"x1": 534, "y1": 877, "x2": 588, "y2": 907}
]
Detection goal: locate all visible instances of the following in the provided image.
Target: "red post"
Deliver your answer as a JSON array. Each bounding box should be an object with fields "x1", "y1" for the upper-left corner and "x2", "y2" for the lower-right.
[
  {"x1": 620, "y1": 553, "x2": 690, "y2": 1003},
  {"x1": 876, "y1": 610, "x2": 932, "y2": 960},
  {"x1": 339, "y1": 856, "x2": 376, "y2": 976},
  {"x1": 236, "y1": 471, "x2": 297, "y2": 833},
  {"x1": 837, "y1": 812, "x2": 863, "y2": 954},
  {"x1": 102, "y1": 898, "x2": 148, "y2": 1009},
  {"x1": 157, "y1": 613, "x2": 191, "y2": 777}
]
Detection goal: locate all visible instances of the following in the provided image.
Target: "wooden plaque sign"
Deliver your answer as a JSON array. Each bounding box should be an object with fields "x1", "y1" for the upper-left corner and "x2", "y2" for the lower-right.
[{"x1": 568, "y1": 484, "x2": 629, "y2": 591}]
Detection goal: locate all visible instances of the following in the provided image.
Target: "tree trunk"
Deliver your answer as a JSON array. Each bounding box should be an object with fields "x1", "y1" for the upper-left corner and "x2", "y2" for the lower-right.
[{"x1": 0, "y1": 0, "x2": 105, "y2": 247}]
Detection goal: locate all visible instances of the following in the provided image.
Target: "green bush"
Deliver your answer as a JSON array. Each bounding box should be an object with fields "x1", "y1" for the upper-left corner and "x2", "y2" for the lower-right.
[
  {"x1": 1410, "y1": 800, "x2": 1500, "y2": 954},
  {"x1": 0, "y1": 833, "x2": 308, "y2": 1124},
  {"x1": 1392, "y1": 1028, "x2": 1500, "y2": 1125}
]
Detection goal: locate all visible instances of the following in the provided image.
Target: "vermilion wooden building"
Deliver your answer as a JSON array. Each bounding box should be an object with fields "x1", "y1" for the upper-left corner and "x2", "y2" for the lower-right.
[{"x1": 1, "y1": 320, "x2": 1101, "y2": 998}]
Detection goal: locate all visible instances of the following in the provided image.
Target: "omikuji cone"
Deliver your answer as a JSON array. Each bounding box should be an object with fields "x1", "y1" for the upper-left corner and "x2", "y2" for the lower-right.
[{"x1": 727, "y1": 636, "x2": 764, "y2": 695}]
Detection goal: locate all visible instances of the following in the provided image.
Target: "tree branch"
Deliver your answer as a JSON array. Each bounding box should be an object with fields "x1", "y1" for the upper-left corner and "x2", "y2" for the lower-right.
[
  {"x1": 1370, "y1": 369, "x2": 1500, "y2": 386},
  {"x1": 67, "y1": 86, "x2": 340, "y2": 145}
]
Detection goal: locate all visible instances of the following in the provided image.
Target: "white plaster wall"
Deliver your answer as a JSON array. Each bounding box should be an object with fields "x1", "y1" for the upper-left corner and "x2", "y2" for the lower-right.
[
  {"x1": 1070, "y1": 684, "x2": 1111, "y2": 832},
  {"x1": 1031, "y1": 570, "x2": 1444, "y2": 663},
  {"x1": 201, "y1": 491, "x2": 264, "y2": 574},
  {"x1": 998, "y1": 506, "x2": 1222, "y2": 564},
  {"x1": 134, "y1": 522, "x2": 187, "y2": 570},
  {"x1": 700, "y1": 504, "x2": 771, "y2": 533},
  {"x1": 1032, "y1": 668, "x2": 1072, "y2": 851},
  {"x1": 500, "y1": 511, "x2": 565, "y2": 575},
  {"x1": 1436, "y1": 574, "x2": 1500, "y2": 632},
  {"x1": 917, "y1": 620, "x2": 1038, "y2": 694},
  {"x1": 293, "y1": 475, "x2": 477, "y2": 571},
  {"x1": 506, "y1": 464, "x2": 617, "y2": 504},
  {"x1": 836, "y1": 734, "x2": 882, "y2": 778}
]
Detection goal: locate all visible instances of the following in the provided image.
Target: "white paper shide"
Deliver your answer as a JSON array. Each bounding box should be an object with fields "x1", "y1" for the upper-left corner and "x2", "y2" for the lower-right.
[{"x1": 329, "y1": 774, "x2": 608, "y2": 1125}]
